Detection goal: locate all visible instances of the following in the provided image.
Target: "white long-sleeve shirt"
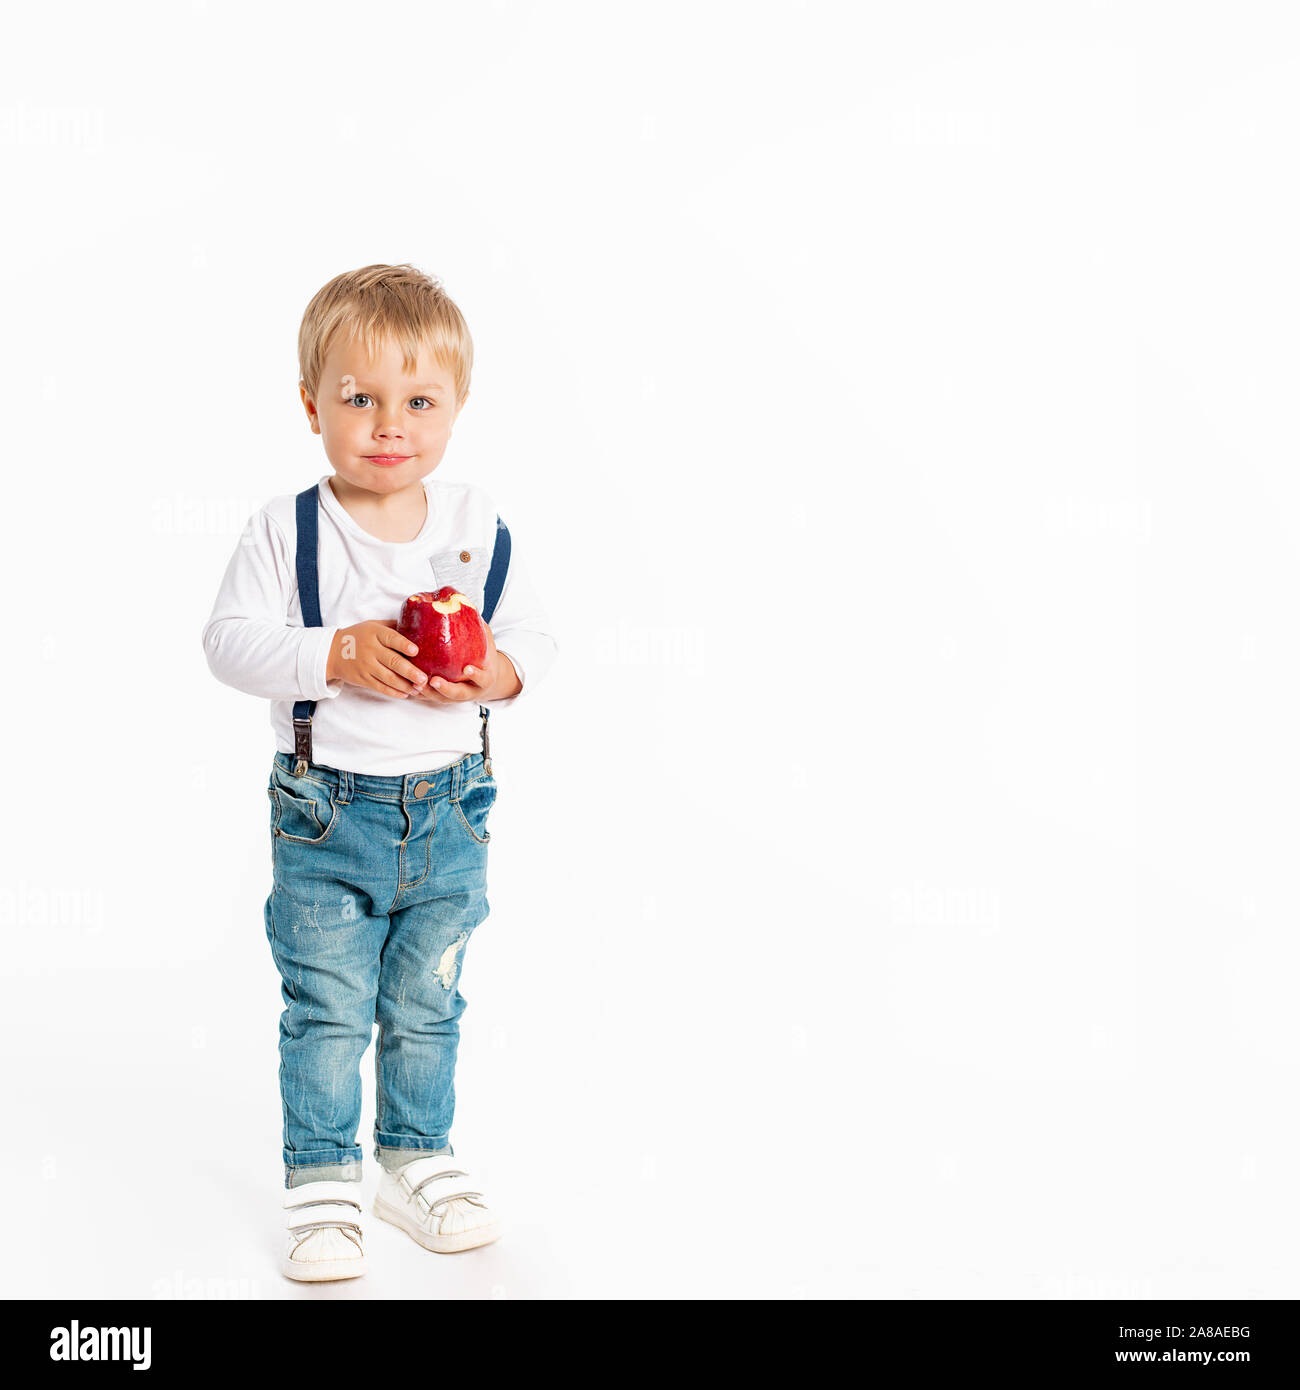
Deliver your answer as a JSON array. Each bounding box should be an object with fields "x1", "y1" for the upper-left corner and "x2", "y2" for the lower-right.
[{"x1": 201, "y1": 473, "x2": 559, "y2": 775}]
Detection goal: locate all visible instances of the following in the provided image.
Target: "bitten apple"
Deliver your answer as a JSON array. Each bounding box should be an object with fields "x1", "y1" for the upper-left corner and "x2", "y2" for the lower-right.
[{"x1": 397, "y1": 586, "x2": 489, "y2": 682}]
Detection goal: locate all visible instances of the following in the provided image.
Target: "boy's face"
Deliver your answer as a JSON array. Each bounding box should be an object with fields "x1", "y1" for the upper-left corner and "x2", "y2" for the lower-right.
[{"x1": 301, "y1": 335, "x2": 466, "y2": 496}]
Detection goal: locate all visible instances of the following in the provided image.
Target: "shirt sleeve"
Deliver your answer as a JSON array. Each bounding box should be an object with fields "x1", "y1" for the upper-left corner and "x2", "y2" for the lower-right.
[
  {"x1": 200, "y1": 507, "x2": 342, "y2": 703},
  {"x1": 482, "y1": 519, "x2": 559, "y2": 711}
]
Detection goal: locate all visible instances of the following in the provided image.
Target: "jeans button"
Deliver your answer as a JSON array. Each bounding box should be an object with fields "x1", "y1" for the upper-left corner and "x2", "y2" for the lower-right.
[{"x1": 414, "y1": 780, "x2": 430, "y2": 798}]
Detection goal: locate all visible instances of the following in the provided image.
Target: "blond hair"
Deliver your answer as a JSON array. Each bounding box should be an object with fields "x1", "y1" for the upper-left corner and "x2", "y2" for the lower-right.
[{"x1": 298, "y1": 263, "x2": 473, "y2": 408}]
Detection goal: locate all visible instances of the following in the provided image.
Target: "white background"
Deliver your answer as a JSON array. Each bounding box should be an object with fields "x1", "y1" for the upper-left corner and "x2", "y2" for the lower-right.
[{"x1": 2, "y1": 0, "x2": 1294, "y2": 1300}]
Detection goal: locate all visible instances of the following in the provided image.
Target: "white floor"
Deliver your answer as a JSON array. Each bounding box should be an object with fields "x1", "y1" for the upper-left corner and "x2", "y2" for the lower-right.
[
  {"x1": 6, "y1": 939, "x2": 1296, "y2": 1301},
  {"x1": 9, "y1": 705, "x2": 1300, "y2": 1300},
  {"x1": 8, "y1": 730, "x2": 1300, "y2": 1300}
]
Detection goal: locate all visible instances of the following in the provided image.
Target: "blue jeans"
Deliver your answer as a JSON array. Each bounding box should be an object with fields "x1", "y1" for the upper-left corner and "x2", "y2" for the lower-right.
[{"x1": 263, "y1": 749, "x2": 497, "y2": 1187}]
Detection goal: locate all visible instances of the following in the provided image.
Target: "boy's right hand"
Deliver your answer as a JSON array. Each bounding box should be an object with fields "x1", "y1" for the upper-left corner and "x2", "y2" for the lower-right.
[{"x1": 327, "y1": 621, "x2": 430, "y2": 699}]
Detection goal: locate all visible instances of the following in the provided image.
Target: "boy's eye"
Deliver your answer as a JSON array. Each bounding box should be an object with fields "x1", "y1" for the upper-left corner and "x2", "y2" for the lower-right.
[{"x1": 345, "y1": 394, "x2": 435, "y2": 409}]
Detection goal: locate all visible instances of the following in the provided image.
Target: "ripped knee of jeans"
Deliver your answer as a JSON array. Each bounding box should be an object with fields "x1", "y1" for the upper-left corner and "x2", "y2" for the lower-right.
[{"x1": 434, "y1": 931, "x2": 470, "y2": 990}]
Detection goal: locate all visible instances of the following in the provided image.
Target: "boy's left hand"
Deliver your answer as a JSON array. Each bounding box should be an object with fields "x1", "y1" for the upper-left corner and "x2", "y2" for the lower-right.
[{"x1": 411, "y1": 624, "x2": 503, "y2": 703}]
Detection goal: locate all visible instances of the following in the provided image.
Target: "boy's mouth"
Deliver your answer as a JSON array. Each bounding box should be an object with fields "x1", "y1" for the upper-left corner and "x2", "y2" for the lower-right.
[{"x1": 364, "y1": 455, "x2": 413, "y2": 466}]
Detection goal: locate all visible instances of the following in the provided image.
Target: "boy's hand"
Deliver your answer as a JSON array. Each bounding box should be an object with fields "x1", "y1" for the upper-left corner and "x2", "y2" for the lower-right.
[
  {"x1": 328, "y1": 621, "x2": 431, "y2": 699},
  {"x1": 411, "y1": 624, "x2": 518, "y2": 702}
]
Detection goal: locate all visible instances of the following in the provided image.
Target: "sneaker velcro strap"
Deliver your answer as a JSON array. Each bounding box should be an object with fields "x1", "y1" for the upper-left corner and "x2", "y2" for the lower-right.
[
  {"x1": 411, "y1": 1174, "x2": 485, "y2": 1213},
  {"x1": 282, "y1": 1181, "x2": 364, "y2": 1208},
  {"x1": 282, "y1": 1183, "x2": 366, "y2": 1233},
  {"x1": 399, "y1": 1159, "x2": 484, "y2": 1209},
  {"x1": 286, "y1": 1212, "x2": 365, "y2": 1240},
  {"x1": 284, "y1": 1204, "x2": 366, "y2": 1236}
]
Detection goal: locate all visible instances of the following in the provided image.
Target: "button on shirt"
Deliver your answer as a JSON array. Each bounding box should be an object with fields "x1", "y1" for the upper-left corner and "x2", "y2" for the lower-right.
[{"x1": 201, "y1": 474, "x2": 559, "y2": 775}]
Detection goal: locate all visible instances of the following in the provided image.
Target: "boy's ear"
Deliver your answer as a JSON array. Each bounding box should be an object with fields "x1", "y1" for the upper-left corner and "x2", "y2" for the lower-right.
[{"x1": 299, "y1": 380, "x2": 320, "y2": 433}]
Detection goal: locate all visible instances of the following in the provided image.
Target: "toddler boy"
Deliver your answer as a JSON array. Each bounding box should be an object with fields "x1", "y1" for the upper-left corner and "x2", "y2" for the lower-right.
[{"x1": 201, "y1": 263, "x2": 558, "y2": 1280}]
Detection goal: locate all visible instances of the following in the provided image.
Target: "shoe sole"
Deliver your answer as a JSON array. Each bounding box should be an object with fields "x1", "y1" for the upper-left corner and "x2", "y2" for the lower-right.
[
  {"x1": 373, "y1": 1194, "x2": 503, "y2": 1253},
  {"x1": 281, "y1": 1253, "x2": 368, "y2": 1282}
]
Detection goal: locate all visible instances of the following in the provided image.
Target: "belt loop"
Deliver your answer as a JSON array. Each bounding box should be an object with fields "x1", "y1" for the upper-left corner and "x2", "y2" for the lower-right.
[
  {"x1": 336, "y1": 768, "x2": 353, "y2": 804},
  {"x1": 451, "y1": 756, "x2": 463, "y2": 803}
]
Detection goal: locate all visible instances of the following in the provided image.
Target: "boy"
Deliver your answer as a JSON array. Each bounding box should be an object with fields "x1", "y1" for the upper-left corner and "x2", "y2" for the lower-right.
[{"x1": 201, "y1": 263, "x2": 558, "y2": 1281}]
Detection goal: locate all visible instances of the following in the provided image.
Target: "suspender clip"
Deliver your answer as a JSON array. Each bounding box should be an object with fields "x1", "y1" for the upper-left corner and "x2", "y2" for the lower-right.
[{"x1": 292, "y1": 717, "x2": 312, "y2": 777}]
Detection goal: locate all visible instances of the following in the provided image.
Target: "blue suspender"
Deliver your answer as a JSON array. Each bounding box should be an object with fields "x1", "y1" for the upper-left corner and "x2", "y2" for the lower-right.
[
  {"x1": 291, "y1": 487, "x2": 322, "y2": 774},
  {"x1": 476, "y1": 514, "x2": 512, "y2": 777},
  {"x1": 481, "y1": 514, "x2": 511, "y2": 622},
  {"x1": 291, "y1": 483, "x2": 511, "y2": 776}
]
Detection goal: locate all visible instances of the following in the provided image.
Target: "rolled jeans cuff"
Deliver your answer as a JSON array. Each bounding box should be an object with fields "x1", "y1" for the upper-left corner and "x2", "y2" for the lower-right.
[
  {"x1": 284, "y1": 1145, "x2": 364, "y2": 1189},
  {"x1": 373, "y1": 1131, "x2": 452, "y2": 1157}
]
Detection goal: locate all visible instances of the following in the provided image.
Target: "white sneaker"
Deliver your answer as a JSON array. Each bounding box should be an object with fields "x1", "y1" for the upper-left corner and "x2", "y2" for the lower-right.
[
  {"x1": 373, "y1": 1154, "x2": 502, "y2": 1253},
  {"x1": 281, "y1": 1180, "x2": 368, "y2": 1281}
]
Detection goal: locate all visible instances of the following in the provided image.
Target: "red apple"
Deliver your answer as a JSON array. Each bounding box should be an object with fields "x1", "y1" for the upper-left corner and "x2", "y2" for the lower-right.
[{"x1": 397, "y1": 586, "x2": 489, "y2": 681}]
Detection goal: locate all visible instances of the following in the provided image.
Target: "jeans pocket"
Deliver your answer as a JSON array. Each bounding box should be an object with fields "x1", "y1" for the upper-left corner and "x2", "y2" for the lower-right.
[
  {"x1": 269, "y1": 766, "x2": 341, "y2": 845},
  {"x1": 454, "y1": 771, "x2": 497, "y2": 845}
]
